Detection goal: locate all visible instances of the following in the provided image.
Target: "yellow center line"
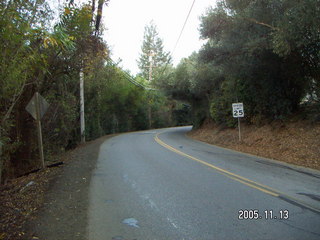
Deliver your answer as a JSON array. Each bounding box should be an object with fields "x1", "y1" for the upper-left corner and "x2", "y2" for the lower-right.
[
  {"x1": 154, "y1": 131, "x2": 320, "y2": 213},
  {"x1": 154, "y1": 132, "x2": 279, "y2": 197}
]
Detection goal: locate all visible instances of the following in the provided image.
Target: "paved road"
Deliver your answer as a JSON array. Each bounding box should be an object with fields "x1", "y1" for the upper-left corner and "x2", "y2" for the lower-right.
[{"x1": 88, "y1": 127, "x2": 320, "y2": 240}]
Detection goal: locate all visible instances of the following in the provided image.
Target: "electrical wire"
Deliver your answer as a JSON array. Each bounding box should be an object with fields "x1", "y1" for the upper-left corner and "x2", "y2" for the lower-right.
[
  {"x1": 107, "y1": 0, "x2": 196, "y2": 88},
  {"x1": 172, "y1": 0, "x2": 196, "y2": 56},
  {"x1": 107, "y1": 57, "x2": 156, "y2": 91},
  {"x1": 158, "y1": 0, "x2": 196, "y2": 81}
]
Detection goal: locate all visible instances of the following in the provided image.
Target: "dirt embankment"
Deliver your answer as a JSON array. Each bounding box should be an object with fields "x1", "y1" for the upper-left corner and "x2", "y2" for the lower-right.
[{"x1": 188, "y1": 120, "x2": 320, "y2": 170}]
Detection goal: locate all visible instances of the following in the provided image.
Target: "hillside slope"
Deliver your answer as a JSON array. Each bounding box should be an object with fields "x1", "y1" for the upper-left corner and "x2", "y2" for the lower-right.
[{"x1": 188, "y1": 120, "x2": 320, "y2": 170}]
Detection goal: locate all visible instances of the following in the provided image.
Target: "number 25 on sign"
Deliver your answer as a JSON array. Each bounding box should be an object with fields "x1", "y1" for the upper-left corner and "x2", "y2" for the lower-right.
[
  {"x1": 232, "y1": 103, "x2": 244, "y2": 141},
  {"x1": 232, "y1": 103, "x2": 244, "y2": 118}
]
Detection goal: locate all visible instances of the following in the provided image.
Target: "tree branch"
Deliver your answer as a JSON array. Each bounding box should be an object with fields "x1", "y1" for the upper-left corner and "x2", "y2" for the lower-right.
[
  {"x1": 1, "y1": 82, "x2": 27, "y2": 127},
  {"x1": 247, "y1": 18, "x2": 280, "y2": 31}
]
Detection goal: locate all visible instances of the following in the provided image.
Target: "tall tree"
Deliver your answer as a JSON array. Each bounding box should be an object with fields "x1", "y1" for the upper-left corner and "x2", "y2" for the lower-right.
[
  {"x1": 159, "y1": 0, "x2": 320, "y2": 128},
  {"x1": 137, "y1": 21, "x2": 171, "y2": 82}
]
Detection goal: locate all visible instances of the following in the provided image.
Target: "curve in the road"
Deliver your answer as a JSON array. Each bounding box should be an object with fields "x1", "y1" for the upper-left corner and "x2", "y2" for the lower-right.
[{"x1": 154, "y1": 130, "x2": 320, "y2": 214}]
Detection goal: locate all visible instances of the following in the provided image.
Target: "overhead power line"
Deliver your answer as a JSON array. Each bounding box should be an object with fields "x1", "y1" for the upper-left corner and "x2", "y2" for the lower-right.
[
  {"x1": 107, "y1": 57, "x2": 156, "y2": 91},
  {"x1": 108, "y1": 1, "x2": 196, "y2": 87},
  {"x1": 172, "y1": 0, "x2": 196, "y2": 56},
  {"x1": 158, "y1": 0, "x2": 196, "y2": 81}
]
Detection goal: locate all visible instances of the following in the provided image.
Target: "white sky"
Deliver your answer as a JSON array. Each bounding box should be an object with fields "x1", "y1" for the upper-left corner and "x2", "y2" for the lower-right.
[{"x1": 103, "y1": 0, "x2": 217, "y2": 75}]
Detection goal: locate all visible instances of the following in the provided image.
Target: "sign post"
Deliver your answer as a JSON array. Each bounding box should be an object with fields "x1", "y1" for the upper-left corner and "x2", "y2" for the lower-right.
[
  {"x1": 0, "y1": 138, "x2": 3, "y2": 183},
  {"x1": 232, "y1": 103, "x2": 244, "y2": 141},
  {"x1": 26, "y1": 92, "x2": 49, "y2": 169},
  {"x1": 80, "y1": 70, "x2": 85, "y2": 143},
  {"x1": 35, "y1": 93, "x2": 45, "y2": 168}
]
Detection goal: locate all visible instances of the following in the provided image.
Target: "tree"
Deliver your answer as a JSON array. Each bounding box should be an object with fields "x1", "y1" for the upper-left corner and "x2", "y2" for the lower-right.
[
  {"x1": 0, "y1": 0, "x2": 56, "y2": 181},
  {"x1": 159, "y1": 0, "x2": 320, "y2": 128},
  {"x1": 137, "y1": 21, "x2": 171, "y2": 82},
  {"x1": 0, "y1": 0, "x2": 111, "y2": 182},
  {"x1": 0, "y1": 1, "x2": 176, "y2": 183},
  {"x1": 198, "y1": 0, "x2": 314, "y2": 122}
]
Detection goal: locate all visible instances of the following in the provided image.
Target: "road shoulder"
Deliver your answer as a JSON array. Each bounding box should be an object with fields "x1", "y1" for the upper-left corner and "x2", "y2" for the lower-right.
[{"x1": 23, "y1": 135, "x2": 115, "y2": 240}]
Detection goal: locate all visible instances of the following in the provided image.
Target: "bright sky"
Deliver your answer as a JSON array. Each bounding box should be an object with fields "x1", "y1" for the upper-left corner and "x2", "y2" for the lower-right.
[{"x1": 103, "y1": 0, "x2": 217, "y2": 75}]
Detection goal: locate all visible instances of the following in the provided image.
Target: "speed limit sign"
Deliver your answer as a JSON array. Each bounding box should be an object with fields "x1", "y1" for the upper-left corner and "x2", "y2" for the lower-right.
[{"x1": 232, "y1": 103, "x2": 244, "y2": 118}]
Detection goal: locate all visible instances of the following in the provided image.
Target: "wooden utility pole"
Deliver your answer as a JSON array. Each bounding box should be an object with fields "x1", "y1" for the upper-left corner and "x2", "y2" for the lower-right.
[
  {"x1": 148, "y1": 51, "x2": 154, "y2": 82},
  {"x1": 147, "y1": 51, "x2": 155, "y2": 129},
  {"x1": 80, "y1": 70, "x2": 85, "y2": 143},
  {"x1": 148, "y1": 50, "x2": 155, "y2": 128}
]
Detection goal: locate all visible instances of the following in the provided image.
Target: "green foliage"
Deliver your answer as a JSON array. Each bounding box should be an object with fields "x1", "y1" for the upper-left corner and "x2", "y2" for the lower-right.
[
  {"x1": 84, "y1": 63, "x2": 150, "y2": 139},
  {"x1": 0, "y1": 0, "x2": 55, "y2": 181},
  {"x1": 172, "y1": 103, "x2": 192, "y2": 126},
  {"x1": 0, "y1": 1, "x2": 175, "y2": 182},
  {"x1": 83, "y1": 60, "x2": 178, "y2": 140},
  {"x1": 137, "y1": 21, "x2": 171, "y2": 81},
  {"x1": 209, "y1": 78, "x2": 236, "y2": 127},
  {"x1": 159, "y1": 0, "x2": 319, "y2": 128}
]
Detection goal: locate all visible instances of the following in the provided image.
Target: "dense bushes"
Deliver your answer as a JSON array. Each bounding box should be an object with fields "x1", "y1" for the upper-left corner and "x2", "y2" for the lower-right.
[
  {"x1": 159, "y1": 0, "x2": 320, "y2": 128},
  {"x1": 0, "y1": 1, "x2": 176, "y2": 182}
]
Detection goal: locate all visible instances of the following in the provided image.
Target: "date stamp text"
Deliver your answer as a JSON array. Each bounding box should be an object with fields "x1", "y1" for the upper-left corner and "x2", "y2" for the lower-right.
[{"x1": 238, "y1": 209, "x2": 289, "y2": 220}]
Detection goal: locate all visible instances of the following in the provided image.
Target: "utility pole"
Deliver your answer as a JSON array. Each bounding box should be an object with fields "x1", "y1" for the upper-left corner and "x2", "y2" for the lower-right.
[
  {"x1": 148, "y1": 50, "x2": 155, "y2": 129},
  {"x1": 80, "y1": 69, "x2": 85, "y2": 143},
  {"x1": 148, "y1": 50, "x2": 154, "y2": 82}
]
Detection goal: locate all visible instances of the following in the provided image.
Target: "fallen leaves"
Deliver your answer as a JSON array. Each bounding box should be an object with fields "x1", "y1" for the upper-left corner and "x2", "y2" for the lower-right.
[
  {"x1": 189, "y1": 120, "x2": 320, "y2": 170},
  {"x1": 0, "y1": 168, "x2": 60, "y2": 240}
]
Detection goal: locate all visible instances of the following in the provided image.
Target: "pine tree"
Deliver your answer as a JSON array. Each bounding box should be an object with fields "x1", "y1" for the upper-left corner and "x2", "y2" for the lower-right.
[{"x1": 137, "y1": 21, "x2": 171, "y2": 81}]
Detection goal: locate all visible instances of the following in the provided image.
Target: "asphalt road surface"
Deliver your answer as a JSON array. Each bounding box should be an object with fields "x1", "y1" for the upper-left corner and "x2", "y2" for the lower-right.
[{"x1": 88, "y1": 126, "x2": 320, "y2": 240}]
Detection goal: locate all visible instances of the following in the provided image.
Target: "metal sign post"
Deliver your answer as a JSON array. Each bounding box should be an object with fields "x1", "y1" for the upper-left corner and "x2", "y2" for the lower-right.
[
  {"x1": 26, "y1": 92, "x2": 49, "y2": 169},
  {"x1": 80, "y1": 70, "x2": 85, "y2": 143},
  {"x1": 0, "y1": 138, "x2": 3, "y2": 183},
  {"x1": 232, "y1": 103, "x2": 244, "y2": 141},
  {"x1": 35, "y1": 93, "x2": 45, "y2": 168},
  {"x1": 237, "y1": 117, "x2": 241, "y2": 141}
]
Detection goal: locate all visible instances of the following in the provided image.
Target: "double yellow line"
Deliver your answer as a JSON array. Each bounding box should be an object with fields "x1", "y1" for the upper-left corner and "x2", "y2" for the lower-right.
[{"x1": 154, "y1": 132, "x2": 320, "y2": 213}]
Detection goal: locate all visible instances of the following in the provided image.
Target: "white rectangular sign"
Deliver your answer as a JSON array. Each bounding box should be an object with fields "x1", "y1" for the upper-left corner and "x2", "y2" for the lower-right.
[{"x1": 232, "y1": 103, "x2": 244, "y2": 118}]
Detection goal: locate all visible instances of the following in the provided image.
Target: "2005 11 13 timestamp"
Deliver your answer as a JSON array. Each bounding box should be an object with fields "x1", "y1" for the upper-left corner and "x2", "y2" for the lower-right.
[{"x1": 238, "y1": 209, "x2": 289, "y2": 220}]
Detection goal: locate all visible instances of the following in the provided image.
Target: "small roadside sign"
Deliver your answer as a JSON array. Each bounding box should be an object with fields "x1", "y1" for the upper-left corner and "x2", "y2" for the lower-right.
[
  {"x1": 232, "y1": 102, "x2": 244, "y2": 142},
  {"x1": 232, "y1": 103, "x2": 244, "y2": 118},
  {"x1": 25, "y1": 92, "x2": 49, "y2": 169},
  {"x1": 26, "y1": 93, "x2": 49, "y2": 120}
]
